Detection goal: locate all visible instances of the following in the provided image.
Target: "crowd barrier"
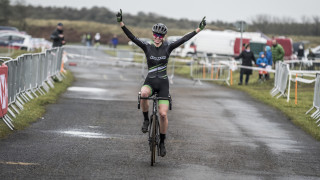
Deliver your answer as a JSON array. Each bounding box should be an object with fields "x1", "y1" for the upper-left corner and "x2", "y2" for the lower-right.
[
  {"x1": 269, "y1": 60, "x2": 320, "y2": 102},
  {"x1": 270, "y1": 62, "x2": 290, "y2": 100},
  {"x1": 306, "y1": 74, "x2": 320, "y2": 127},
  {"x1": 0, "y1": 47, "x2": 65, "y2": 130},
  {"x1": 190, "y1": 60, "x2": 231, "y2": 85}
]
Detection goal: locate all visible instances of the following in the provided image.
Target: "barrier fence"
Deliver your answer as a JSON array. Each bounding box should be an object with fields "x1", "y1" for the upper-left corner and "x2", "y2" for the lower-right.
[
  {"x1": 268, "y1": 61, "x2": 320, "y2": 102},
  {"x1": 3, "y1": 45, "x2": 319, "y2": 129},
  {"x1": 306, "y1": 74, "x2": 320, "y2": 127},
  {"x1": 270, "y1": 62, "x2": 290, "y2": 100},
  {"x1": 190, "y1": 60, "x2": 231, "y2": 85},
  {"x1": 0, "y1": 47, "x2": 65, "y2": 130}
]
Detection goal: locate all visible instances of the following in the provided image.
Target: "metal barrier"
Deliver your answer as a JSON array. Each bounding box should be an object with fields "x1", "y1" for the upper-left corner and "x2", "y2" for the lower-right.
[
  {"x1": 306, "y1": 74, "x2": 320, "y2": 126},
  {"x1": 270, "y1": 61, "x2": 281, "y2": 94},
  {"x1": 270, "y1": 62, "x2": 290, "y2": 100},
  {"x1": 190, "y1": 54, "x2": 231, "y2": 85},
  {"x1": 0, "y1": 47, "x2": 65, "y2": 130},
  {"x1": 285, "y1": 59, "x2": 320, "y2": 71},
  {"x1": 271, "y1": 60, "x2": 320, "y2": 102}
]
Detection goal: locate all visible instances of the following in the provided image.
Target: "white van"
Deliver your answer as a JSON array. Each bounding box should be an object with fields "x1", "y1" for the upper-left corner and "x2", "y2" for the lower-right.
[{"x1": 177, "y1": 29, "x2": 268, "y2": 57}]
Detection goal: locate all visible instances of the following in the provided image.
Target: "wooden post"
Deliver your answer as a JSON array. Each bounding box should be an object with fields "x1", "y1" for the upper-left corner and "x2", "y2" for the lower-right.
[
  {"x1": 211, "y1": 65, "x2": 214, "y2": 79},
  {"x1": 202, "y1": 64, "x2": 205, "y2": 79},
  {"x1": 295, "y1": 73, "x2": 298, "y2": 105},
  {"x1": 230, "y1": 69, "x2": 233, "y2": 86},
  {"x1": 216, "y1": 64, "x2": 220, "y2": 79}
]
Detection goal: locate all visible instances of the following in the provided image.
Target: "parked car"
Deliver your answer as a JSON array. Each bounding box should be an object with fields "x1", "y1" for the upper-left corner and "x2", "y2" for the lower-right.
[
  {"x1": 0, "y1": 26, "x2": 19, "y2": 32},
  {"x1": 0, "y1": 32, "x2": 33, "y2": 51},
  {"x1": 305, "y1": 45, "x2": 320, "y2": 59},
  {"x1": 312, "y1": 46, "x2": 320, "y2": 58}
]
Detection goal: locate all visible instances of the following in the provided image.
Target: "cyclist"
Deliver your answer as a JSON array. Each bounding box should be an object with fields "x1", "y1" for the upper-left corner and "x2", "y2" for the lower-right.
[{"x1": 117, "y1": 9, "x2": 206, "y2": 157}]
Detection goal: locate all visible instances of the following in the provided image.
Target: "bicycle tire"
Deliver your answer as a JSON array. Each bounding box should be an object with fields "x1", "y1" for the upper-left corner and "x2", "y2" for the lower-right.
[{"x1": 151, "y1": 114, "x2": 156, "y2": 166}]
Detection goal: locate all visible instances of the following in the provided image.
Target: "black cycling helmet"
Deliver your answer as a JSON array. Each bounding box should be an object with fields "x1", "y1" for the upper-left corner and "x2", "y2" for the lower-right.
[{"x1": 152, "y1": 23, "x2": 168, "y2": 35}]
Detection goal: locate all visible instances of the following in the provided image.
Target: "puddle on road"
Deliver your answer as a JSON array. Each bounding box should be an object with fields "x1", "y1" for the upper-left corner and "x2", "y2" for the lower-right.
[
  {"x1": 0, "y1": 161, "x2": 40, "y2": 166},
  {"x1": 59, "y1": 130, "x2": 114, "y2": 139},
  {"x1": 67, "y1": 86, "x2": 107, "y2": 93},
  {"x1": 55, "y1": 129, "x2": 140, "y2": 140}
]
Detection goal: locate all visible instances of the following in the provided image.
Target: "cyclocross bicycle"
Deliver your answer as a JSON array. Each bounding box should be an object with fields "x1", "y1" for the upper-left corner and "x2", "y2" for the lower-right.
[{"x1": 138, "y1": 92, "x2": 172, "y2": 166}]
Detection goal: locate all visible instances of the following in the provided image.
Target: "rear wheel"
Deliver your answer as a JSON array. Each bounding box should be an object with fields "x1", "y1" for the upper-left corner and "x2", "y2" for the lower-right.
[{"x1": 150, "y1": 114, "x2": 156, "y2": 166}]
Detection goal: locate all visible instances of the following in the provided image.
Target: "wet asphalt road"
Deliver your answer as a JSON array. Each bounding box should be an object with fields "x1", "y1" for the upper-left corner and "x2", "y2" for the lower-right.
[{"x1": 0, "y1": 47, "x2": 320, "y2": 179}]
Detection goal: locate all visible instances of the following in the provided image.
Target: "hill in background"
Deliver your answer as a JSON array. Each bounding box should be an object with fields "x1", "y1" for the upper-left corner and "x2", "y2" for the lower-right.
[{"x1": 1, "y1": 1, "x2": 320, "y2": 46}]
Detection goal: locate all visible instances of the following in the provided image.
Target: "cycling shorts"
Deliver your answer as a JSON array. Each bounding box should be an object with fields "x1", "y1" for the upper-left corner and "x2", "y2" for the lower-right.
[{"x1": 142, "y1": 77, "x2": 169, "y2": 105}]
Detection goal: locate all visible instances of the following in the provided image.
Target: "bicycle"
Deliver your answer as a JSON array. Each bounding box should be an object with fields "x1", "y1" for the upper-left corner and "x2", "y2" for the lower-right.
[{"x1": 138, "y1": 92, "x2": 172, "y2": 166}]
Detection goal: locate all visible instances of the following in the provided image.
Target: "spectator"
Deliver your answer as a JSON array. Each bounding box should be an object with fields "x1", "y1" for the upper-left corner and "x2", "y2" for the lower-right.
[
  {"x1": 81, "y1": 34, "x2": 86, "y2": 45},
  {"x1": 190, "y1": 42, "x2": 197, "y2": 58},
  {"x1": 50, "y1": 22, "x2": 66, "y2": 47},
  {"x1": 190, "y1": 42, "x2": 197, "y2": 54},
  {"x1": 271, "y1": 39, "x2": 285, "y2": 67},
  {"x1": 256, "y1": 52, "x2": 268, "y2": 80},
  {"x1": 86, "y1": 33, "x2": 92, "y2": 47},
  {"x1": 112, "y1": 35, "x2": 118, "y2": 48},
  {"x1": 297, "y1": 44, "x2": 304, "y2": 60},
  {"x1": 307, "y1": 48, "x2": 316, "y2": 60},
  {"x1": 94, "y1": 32, "x2": 101, "y2": 48},
  {"x1": 265, "y1": 45, "x2": 272, "y2": 80},
  {"x1": 234, "y1": 44, "x2": 256, "y2": 85}
]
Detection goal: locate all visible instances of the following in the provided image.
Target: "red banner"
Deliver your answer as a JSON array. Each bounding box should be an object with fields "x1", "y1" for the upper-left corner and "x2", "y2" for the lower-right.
[{"x1": 0, "y1": 64, "x2": 8, "y2": 118}]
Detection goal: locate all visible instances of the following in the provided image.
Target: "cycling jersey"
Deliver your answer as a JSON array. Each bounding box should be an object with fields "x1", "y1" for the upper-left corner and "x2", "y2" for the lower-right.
[
  {"x1": 122, "y1": 26, "x2": 197, "y2": 79},
  {"x1": 121, "y1": 25, "x2": 197, "y2": 102}
]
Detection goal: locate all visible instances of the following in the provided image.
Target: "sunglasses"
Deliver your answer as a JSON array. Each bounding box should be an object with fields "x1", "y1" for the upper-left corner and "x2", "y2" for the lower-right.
[{"x1": 153, "y1": 33, "x2": 164, "y2": 39}]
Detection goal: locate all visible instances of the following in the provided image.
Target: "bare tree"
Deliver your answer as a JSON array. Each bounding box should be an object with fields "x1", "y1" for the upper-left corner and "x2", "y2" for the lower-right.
[{"x1": 0, "y1": 0, "x2": 11, "y2": 26}]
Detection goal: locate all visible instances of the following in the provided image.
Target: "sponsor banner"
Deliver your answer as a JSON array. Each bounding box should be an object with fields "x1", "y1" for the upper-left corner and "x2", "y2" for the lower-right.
[{"x1": 0, "y1": 64, "x2": 8, "y2": 117}]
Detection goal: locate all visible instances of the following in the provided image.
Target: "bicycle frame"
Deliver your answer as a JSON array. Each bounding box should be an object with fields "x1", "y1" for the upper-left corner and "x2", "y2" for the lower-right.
[{"x1": 137, "y1": 92, "x2": 172, "y2": 166}]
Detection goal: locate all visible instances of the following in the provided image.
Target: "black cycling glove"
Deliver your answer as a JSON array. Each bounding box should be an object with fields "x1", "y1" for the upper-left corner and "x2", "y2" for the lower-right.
[
  {"x1": 199, "y1": 16, "x2": 206, "y2": 30},
  {"x1": 116, "y1": 9, "x2": 122, "y2": 22}
]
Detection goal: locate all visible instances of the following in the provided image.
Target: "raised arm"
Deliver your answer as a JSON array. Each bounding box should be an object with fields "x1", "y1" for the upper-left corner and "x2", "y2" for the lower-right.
[
  {"x1": 168, "y1": 17, "x2": 206, "y2": 53},
  {"x1": 234, "y1": 51, "x2": 243, "y2": 60},
  {"x1": 116, "y1": 9, "x2": 148, "y2": 51}
]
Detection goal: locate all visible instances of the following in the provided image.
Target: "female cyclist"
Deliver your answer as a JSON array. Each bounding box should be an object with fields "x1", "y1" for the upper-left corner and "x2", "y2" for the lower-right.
[{"x1": 117, "y1": 9, "x2": 206, "y2": 157}]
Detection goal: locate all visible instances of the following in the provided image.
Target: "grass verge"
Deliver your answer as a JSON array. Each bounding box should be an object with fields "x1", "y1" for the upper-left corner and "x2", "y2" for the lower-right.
[
  {"x1": 173, "y1": 64, "x2": 320, "y2": 140},
  {"x1": 0, "y1": 71, "x2": 74, "y2": 139}
]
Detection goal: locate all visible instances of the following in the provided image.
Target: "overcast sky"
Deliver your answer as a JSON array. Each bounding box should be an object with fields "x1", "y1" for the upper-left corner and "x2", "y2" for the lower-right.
[{"x1": 22, "y1": 0, "x2": 320, "y2": 23}]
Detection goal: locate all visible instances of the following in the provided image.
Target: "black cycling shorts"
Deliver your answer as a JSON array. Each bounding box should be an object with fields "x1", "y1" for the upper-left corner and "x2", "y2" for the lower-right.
[{"x1": 143, "y1": 77, "x2": 169, "y2": 98}]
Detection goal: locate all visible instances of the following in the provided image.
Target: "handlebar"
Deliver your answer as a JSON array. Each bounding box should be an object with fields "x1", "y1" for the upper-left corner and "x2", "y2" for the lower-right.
[{"x1": 138, "y1": 92, "x2": 172, "y2": 110}]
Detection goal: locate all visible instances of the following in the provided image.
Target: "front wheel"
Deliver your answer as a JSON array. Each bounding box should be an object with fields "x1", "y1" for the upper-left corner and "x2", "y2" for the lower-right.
[{"x1": 150, "y1": 114, "x2": 157, "y2": 166}]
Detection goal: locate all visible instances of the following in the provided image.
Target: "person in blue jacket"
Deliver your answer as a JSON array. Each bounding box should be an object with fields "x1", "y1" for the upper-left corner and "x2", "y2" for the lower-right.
[
  {"x1": 256, "y1": 52, "x2": 268, "y2": 80},
  {"x1": 265, "y1": 46, "x2": 272, "y2": 80}
]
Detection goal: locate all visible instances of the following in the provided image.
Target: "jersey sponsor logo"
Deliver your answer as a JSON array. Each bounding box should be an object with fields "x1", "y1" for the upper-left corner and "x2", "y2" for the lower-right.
[{"x1": 150, "y1": 56, "x2": 166, "y2": 61}]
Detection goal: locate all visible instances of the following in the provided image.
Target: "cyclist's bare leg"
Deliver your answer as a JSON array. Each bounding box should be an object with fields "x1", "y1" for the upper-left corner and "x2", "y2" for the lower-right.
[
  {"x1": 141, "y1": 86, "x2": 151, "y2": 112},
  {"x1": 159, "y1": 104, "x2": 168, "y2": 134},
  {"x1": 159, "y1": 104, "x2": 168, "y2": 156}
]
